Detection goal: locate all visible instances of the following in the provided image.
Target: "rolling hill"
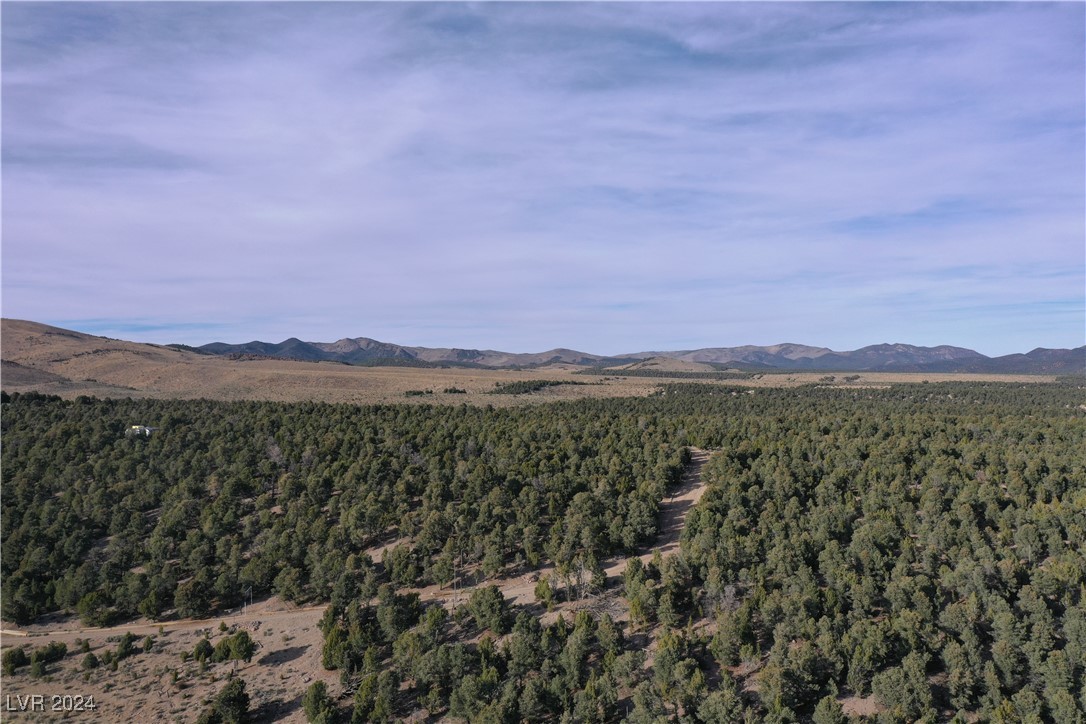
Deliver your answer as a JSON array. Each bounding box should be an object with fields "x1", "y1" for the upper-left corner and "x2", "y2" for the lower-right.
[
  {"x1": 2, "y1": 320, "x2": 1081, "y2": 393},
  {"x1": 198, "y1": 333, "x2": 1082, "y2": 374}
]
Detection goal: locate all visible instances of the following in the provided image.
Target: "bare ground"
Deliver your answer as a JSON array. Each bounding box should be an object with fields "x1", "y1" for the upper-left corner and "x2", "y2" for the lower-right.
[{"x1": 0, "y1": 598, "x2": 332, "y2": 723}]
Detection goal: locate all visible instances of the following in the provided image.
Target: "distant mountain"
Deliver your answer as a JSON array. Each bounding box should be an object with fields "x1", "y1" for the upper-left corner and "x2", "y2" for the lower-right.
[
  {"x1": 618, "y1": 342, "x2": 989, "y2": 371},
  {"x1": 7, "y1": 319, "x2": 1078, "y2": 407},
  {"x1": 624, "y1": 343, "x2": 834, "y2": 366},
  {"x1": 198, "y1": 337, "x2": 636, "y2": 368},
  {"x1": 195, "y1": 335, "x2": 1084, "y2": 374},
  {"x1": 920, "y1": 347, "x2": 1086, "y2": 375},
  {"x1": 201, "y1": 337, "x2": 329, "y2": 361},
  {"x1": 785, "y1": 343, "x2": 987, "y2": 371}
]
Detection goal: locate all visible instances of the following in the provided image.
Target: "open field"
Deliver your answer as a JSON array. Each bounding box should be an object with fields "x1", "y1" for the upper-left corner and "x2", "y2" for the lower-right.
[{"x1": 1, "y1": 320, "x2": 1061, "y2": 406}]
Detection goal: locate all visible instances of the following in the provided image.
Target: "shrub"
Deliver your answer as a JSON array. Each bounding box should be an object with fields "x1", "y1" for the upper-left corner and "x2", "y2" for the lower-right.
[{"x1": 2, "y1": 647, "x2": 28, "y2": 675}]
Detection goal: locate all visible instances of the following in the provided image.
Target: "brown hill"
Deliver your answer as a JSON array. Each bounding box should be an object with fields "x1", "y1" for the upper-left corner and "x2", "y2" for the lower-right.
[
  {"x1": 0, "y1": 319, "x2": 193, "y2": 397},
  {"x1": 3, "y1": 319, "x2": 1073, "y2": 405},
  {"x1": 0, "y1": 319, "x2": 662, "y2": 404}
]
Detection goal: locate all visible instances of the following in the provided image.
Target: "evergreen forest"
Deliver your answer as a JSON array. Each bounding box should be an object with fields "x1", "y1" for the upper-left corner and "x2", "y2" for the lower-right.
[{"x1": 2, "y1": 381, "x2": 1084, "y2": 722}]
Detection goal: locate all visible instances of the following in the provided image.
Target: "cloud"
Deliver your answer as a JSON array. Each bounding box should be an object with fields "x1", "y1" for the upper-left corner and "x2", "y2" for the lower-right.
[{"x1": 2, "y1": 2, "x2": 1082, "y2": 355}]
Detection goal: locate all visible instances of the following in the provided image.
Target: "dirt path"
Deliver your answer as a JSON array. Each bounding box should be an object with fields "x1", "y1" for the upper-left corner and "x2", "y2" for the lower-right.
[
  {"x1": 417, "y1": 446, "x2": 713, "y2": 609},
  {"x1": 3, "y1": 447, "x2": 714, "y2": 641},
  {"x1": 0, "y1": 448, "x2": 714, "y2": 722},
  {"x1": 1, "y1": 597, "x2": 326, "y2": 644},
  {"x1": 627, "y1": 446, "x2": 711, "y2": 565}
]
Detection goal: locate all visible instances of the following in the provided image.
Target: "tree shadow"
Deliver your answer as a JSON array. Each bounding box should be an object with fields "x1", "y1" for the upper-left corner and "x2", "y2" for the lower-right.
[
  {"x1": 257, "y1": 645, "x2": 308, "y2": 665},
  {"x1": 626, "y1": 630, "x2": 652, "y2": 650},
  {"x1": 250, "y1": 692, "x2": 302, "y2": 722}
]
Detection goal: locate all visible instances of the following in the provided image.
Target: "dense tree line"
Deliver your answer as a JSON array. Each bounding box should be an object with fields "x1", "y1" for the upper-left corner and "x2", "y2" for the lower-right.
[
  {"x1": 488, "y1": 379, "x2": 590, "y2": 394},
  {"x1": 318, "y1": 382, "x2": 1084, "y2": 721},
  {"x1": 320, "y1": 592, "x2": 642, "y2": 722},
  {"x1": 576, "y1": 369, "x2": 755, "y2": 381},
  {"x1": 1, "y1": 392, "x2": 686, "y2": 625}
]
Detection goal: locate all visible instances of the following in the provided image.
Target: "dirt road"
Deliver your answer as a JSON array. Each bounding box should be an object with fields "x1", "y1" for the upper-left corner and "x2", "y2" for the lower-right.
[
  {"x1": 4, "y1": 447, "x2": 713, "y2": 641},
  {"x1": 0, "y1": 448, "x2": 713, "y2": 722},
  {"x1": 422, "y1": 446, "x2": 713, "y2": 609}
]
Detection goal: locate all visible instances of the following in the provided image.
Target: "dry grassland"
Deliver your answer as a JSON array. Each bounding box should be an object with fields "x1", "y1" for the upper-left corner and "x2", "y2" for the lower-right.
[{"x1": 1, "y1": 320, "x2": 1058, "y2": 406}]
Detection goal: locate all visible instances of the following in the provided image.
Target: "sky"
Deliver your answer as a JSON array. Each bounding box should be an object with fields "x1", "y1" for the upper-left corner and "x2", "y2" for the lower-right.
[{"x1": 2, "y1": 2, "x2": 1083, "y2": 356}]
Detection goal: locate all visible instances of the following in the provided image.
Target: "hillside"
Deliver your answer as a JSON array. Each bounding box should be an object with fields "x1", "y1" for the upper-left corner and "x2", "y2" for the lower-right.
[
  {"x1": 198, "y1": 331, "x2": 1083, "y2": 374},
  {"x1": 1, "y1": 320, "x2": 1078, "y2": 408},
  {"x1": 0, "y1": 319, "x2": 666, "y2": 405},
  {"x1": 610, "y1": 356, "x2": 720, "y2": 373}
]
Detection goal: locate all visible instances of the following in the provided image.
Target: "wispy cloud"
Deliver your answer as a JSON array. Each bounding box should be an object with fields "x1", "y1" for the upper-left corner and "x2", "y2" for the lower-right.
[{"x1": 2, "y1": 2, "x2": 1082, "y2": 355}]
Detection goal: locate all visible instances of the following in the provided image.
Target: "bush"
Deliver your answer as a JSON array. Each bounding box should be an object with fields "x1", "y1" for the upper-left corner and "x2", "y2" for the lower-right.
[
  {"x1": 212, "y1": 631, "x2": 256, "y2": 664},
  {"x1": 193, "y1": 638, "x2": 214, "y2": 662},
  {"x1": 31, "y1": 641, "x2": 68, "y2": 665},
  {"x1": 116, "y1": 632, "x2": 136, "y2": 661},
  {"x1": 2, "y1": 647, "x2": 28, "y2": 675},
  {"x1": 196, "y1": 677, "x2": 249, "y2": 724}
]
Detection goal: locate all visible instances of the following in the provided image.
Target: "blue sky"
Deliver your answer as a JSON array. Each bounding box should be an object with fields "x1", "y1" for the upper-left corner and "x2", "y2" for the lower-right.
[{"x1": 2, "y1": 2, "x2": 1083, "y2": 356}]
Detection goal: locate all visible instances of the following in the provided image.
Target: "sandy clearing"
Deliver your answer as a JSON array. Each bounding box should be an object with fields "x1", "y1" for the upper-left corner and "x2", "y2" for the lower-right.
[
  {"x1": 2, "y1": 598, "x2": 325, "y2": 644},
  {"x1": 0, "y1": 602, "x2": 332, "y2": 723}
]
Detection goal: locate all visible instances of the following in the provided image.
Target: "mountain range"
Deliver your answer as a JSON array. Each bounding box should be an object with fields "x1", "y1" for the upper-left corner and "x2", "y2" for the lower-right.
[{"x1": 195, "y1": 336, "x2": 1084, "y2": 374}]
